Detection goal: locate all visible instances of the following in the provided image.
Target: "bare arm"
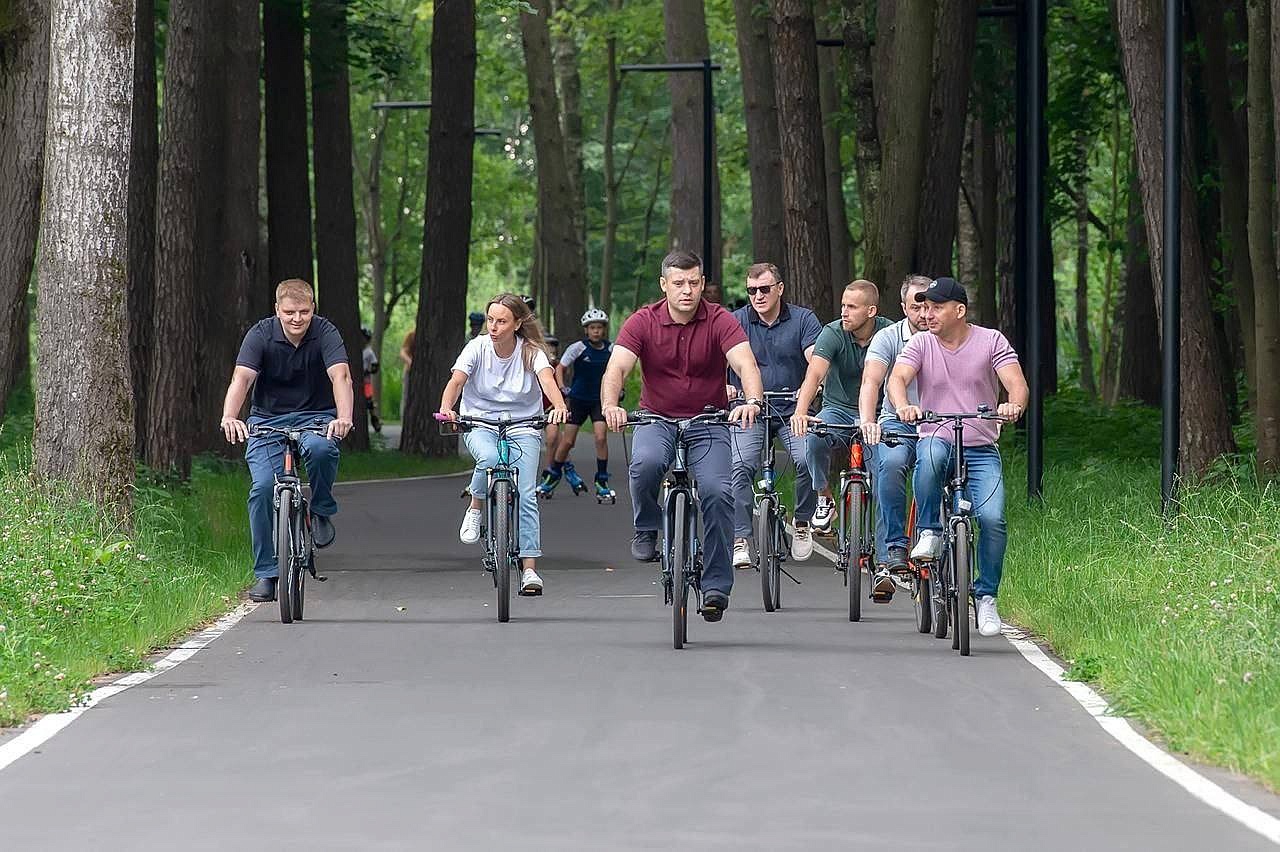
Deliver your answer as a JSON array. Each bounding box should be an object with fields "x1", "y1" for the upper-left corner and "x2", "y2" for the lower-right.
[
  {"x1": 555, "y1": 362, "x2": 570, "y2": 391},
  {"x1": 804, "y1": 343, "x2": 815, "y2": 362},
  {"x1": 789, "y1": 355, "x2": 831, "y2": 437},
  {"x1": 538, "y1": 367, "x2": 569, "y2": 423},
  {"x1": 326, "y1": 363, "x2": 355, "y2": 440},
  {"x1": 996, "y1": 362, "x2": 1029, "y2": 419},
  {"x1": 858, "y1": 360, "x2": 888, "y2": 444},
  {"x1": 438, "y1": 370, "x2": 468, "y2": 419},
  {"x1": 724, "y1": 341, "x2": 763, "y2": 427},
  {"x1": 888, "y1": 362, "x2": 920, "y2": 422},
  {"x1": 601, "y1": 345, "x2": 639, "y2": 430},
  {"x1": 219, "y1": 366, "x2": 258, "y2": 443}
]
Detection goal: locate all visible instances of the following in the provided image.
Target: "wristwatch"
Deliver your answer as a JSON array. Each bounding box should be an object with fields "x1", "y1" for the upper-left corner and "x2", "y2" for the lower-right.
[{"x1": 745, "y1": 397, "x2": 763, "y2": 407}]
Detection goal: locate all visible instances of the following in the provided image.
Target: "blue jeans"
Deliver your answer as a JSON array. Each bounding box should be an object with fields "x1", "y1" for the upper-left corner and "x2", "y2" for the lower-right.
[
  {"x1": 804, "y1": 405, "x2": 883, "y2": 558},
  {"x1": 629, "y1": 422, "x2": 734, "y2": 596},
  {"x1": 913, "y1": 437, "x2": 1007, "y2": 599},
  {"x1": 246, "y1": 411, "x2": 340, "y2": 578},
  {"x1": 464, "y1": 428, "x2": 543, "y2": 558},
  {"x1": 730, "y1": 419, "x2": 816, "y2": 536},
  {"x1": 875, "y1": 417, "x2": 918, "y2": 555}
]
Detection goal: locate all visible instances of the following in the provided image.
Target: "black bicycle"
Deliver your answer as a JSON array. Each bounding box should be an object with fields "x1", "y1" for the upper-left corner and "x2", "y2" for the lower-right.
[
  {"x1": 624, "y1": 408, "x2": 731, "y2": 649},
  {"x1": 437, "y1": 412, "x2": 546, "y2": 623},
  {"x1": 743, "y1": 390, "x2": 803, "y2": 613},
  {"x1": 915, "y1": 406, "x2": 1003, "y2": 656},
  {"x1": 248, "y1": 421, "x2": 332, "y2": 624}
]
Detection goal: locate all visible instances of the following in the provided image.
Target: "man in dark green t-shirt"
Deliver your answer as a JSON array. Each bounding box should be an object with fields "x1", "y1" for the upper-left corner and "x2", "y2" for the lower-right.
[{"x1": 790, "y1": 279, "x2": 891, "y2": 533}]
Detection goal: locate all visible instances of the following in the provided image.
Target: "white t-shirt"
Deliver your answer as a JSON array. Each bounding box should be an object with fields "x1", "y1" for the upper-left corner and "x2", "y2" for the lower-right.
[{"x1": 451, "y1": 335, "x2": 552, "y2": 423}]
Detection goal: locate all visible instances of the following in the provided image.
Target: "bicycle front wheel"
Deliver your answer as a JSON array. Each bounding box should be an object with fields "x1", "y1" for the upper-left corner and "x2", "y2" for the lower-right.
[
  {"x1": 932, "y1": 548, "x2": 950, "y2": 640},
  {"x1": 847, "y1": 483, "x2": 864, "y2": 622},
  {"x1": 953, "y1": 520, "x2": 971, "y2": 656},
  {"x1": 757, "y1": 500, "x2": 780, "y2": 612},
  {"x1": 290, "y1": 509, "x2": 307, "y2": 620},
  {"x1": 276, "y1": 492, "x2": 295, "y2": 624},
  {"x1": 493, "y1": 479, "x2": 513, "y2": 623},
  {"x1": 671, "y1": 492, "x2": 688, "y2": 649}
]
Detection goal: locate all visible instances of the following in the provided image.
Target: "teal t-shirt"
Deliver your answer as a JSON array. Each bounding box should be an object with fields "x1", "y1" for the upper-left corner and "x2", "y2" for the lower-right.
[{"x1": 811, "y1": 316, "x2": 893, "y2": 411}]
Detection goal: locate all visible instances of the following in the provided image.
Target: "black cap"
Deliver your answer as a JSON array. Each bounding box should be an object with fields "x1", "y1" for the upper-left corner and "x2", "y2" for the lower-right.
[{"x1": 914, "y1": 276, "x2": 968, "y2": 306}]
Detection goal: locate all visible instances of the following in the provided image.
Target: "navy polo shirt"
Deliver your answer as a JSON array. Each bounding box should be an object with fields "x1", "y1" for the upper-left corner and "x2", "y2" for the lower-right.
[
  {"x1": 729, "y1": 302, "x2": 822, "y2": 416},
  {"x1": 235, "y1": 316, "x2": 349, "y2": 417}
]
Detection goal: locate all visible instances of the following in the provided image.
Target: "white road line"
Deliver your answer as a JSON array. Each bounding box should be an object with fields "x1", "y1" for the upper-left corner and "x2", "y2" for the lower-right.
[{"x1": 0, "y1": 602, "x2": 258, "y2": 774}]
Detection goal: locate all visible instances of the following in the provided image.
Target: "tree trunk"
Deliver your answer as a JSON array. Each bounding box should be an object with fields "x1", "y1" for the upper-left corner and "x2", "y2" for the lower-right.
[
  {"x1": 633, "y1": 126, "x2": 671, "y2": 309},
  {"x1": 551, "y1": 0, "x2": 586, "y2": 268},
  {"x1": 600, "y1": 0, "x2": 622, "y2": 310},
  {"x1": 996, "y1": 131, "x2": 1017, "y2": 339},
  {"x1": 400, "y1": 0, "x2": 475, "y2": 458},
  {"x1": 0, "y1": 0, "x2": 49, "y2": 419},
  {"x1": 1117, "y1": 167, "x2": 1161, "y2": 405},
  {"x1": 957, "y1": 117, "x2": 980, "y2": 317},
  {"x1": 975, "y1": 114, "x2": 999, "y2": 328},
  {"x1": 521, "y1": 0, "x2": 587, "y2": 339},
  {"x1": 36, "y1": 0, "x2": 136, "y2": 517},
  {"x1": 1074, "y1": 175, "x2": 1097, "y2": 396},
  {"x1": 147, "y1": 0, "x2": 208, "y2": 478},
  {"x1": 915, "y1": 0, "x2": 978, "y2": 277},
  {"x1": 815, "y1": 0, "x2": 850, "y2": 296},
  {"x1": 311, "y1": 0, "x2": 366, "y2": 451},
  {"x1": 126, "y1": 0, "x2": 156, "y2": 454},
  {"x1": 264, "y1": 0, "x2": 314, "y2": 290},
  {"x1": 1114, "y1": 0, "x2": 1237, "y2": 474},
  {"x1": 840, "y1": 0, "x2": 884, "y2": 291},
  {"x1": 1253, "y1": 0, "x2": 1280, "y2": 473},
  {"x1": 734, "y1": 0, "x2": 787, "y2": 267},
  {"x1": 663, "y1": 0, "x2": 721, "y2": 283}
]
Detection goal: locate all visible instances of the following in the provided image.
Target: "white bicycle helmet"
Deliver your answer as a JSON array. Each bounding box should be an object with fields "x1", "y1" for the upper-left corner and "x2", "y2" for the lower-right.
[{"x1": 581, "y1": 308, "x2": 609, "y2": 326}]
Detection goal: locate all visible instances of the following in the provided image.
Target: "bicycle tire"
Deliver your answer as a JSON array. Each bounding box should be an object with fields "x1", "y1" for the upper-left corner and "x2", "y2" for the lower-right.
[
  {"x1": 913, "y1": 571, "x2": 932, "y2": 633},
  {"x1": 757, "y1": 500, "x2": 779, "y2": 612},
  {"x1": 672, "y1": 491, "x2": 688, "y2": 649},
  {"x1": 848, "y1": 483, "x2": 864, "y2": 622},
  {"x1": 954, "y1": 520, "x2": 971, "y2": 656},
  {"x1": 276, "y1": 492, "x2": 294, "y2": 624},
  {"x1": 493, "y1": 479, "x2": 513, "y2": 623},
  {"x1": 290, "y1": 509, "x2": 307, "y2": 620},
  {"x1": 932, "y1": 547, "x2": 949, "y2": 640}
]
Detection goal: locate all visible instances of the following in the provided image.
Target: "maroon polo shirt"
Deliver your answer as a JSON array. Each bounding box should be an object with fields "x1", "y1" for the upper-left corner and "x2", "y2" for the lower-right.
[{"x1": 615, "y1": 299, "x2": 748, "y2": 417}]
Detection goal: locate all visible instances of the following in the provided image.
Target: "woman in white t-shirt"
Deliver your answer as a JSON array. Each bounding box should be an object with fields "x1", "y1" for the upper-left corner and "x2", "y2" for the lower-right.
[{"x1": 438, "y1": 294, "x2": 568, "y2": 595}]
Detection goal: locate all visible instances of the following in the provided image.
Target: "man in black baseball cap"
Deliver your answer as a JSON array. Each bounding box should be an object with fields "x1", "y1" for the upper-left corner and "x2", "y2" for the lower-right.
[{"x1": 914, "y1": 275, "x2": 968, "y2": 306}]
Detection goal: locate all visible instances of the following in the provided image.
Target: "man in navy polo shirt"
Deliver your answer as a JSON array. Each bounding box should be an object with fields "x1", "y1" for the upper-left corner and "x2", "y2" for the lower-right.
[
  {"x1": 219, "y1": 279, "x2": 355, "y2": 603},
  {"x1": 601, "y1": 250, "x2": 765, "y2": 622},
  {"x1": 727, "y1": 262, "x2": 822, "y2": 567}
]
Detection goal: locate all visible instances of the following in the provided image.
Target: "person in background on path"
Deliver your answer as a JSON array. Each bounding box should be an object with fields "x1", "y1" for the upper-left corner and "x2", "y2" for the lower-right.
[
  {"x1": 219, "y1": 279, "x2": 354, "y2": 603},
  {"x1": 601, "y1": 250, "x2": 765, "y2": 623},
  {"x1": 856, "y1": 275, "x2": 930, "y2": 602},
  {"x1": 438, "y1": 294, "x2": 569, "y2": 596},
  {"x1": 538, "y1": 308, "x2": 615, "y2": 500},
  {"x1": 726, "y1": 262, "x2": 822, "y2": 569},
  {"x1": 886, "y1": 276, "x2": 1028, "y2": 637},
  {"x1": 361, "y1": 326, "x2": 382, "y2": 434}
]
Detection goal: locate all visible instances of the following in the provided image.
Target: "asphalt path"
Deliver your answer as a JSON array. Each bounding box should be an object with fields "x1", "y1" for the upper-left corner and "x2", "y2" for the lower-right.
[{"x1": 0, "y1": 435, "x2": 1277, "y2": 850}]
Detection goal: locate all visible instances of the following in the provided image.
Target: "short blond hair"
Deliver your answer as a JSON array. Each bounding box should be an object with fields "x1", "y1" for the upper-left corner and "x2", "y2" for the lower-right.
[
  {"x1": 275, "y1": 279, "x2": 314, "y2": 305},
  {"x1": 844, "y1": 279, "x2": 880, "y2": 306}
]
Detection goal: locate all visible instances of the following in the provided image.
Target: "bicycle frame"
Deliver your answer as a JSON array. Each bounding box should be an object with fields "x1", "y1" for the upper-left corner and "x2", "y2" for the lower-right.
[
  {"x1": 660, "y1": 428, "x2": 701, "y2": 606},
  {"x1": 482, "y1": 429, "x2": 522, "y2": 584}
]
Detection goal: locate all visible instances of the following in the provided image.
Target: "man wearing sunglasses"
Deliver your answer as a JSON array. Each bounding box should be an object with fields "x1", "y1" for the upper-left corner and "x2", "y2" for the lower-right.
[{"x1": 727, "y1": 262, "x2": 823, "y2": 569}]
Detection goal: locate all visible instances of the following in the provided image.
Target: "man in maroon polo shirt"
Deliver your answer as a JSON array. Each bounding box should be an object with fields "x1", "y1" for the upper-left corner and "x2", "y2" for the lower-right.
[{"x1": 601, "y1": 250, "x2": 765, "y2": 622}]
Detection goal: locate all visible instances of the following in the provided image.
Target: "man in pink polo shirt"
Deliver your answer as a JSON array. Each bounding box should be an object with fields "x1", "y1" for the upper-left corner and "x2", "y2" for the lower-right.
[
  {"x1": 601, "y1": 250, "x2": 765, "y2": 622},
  {"x1": 885, "y1": 276, "x2": 1028, "y2": 638}
]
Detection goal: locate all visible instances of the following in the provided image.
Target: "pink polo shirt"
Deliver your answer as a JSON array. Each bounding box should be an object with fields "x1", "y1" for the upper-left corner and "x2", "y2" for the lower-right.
[
  {"x1": 615, "y1": 299, "x2": 748, "y2": 418},
  {"x1": 896, "y1": 324, "x2": 1020, "y2": 446}
]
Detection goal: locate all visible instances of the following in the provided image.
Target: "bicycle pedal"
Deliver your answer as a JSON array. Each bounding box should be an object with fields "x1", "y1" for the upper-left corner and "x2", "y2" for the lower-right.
[
  {"x1": 315, "y1": 575, "x2": 328, "y2": 582},
  {"x1": 518, "y1": 586, "x2": 543, "y2": 596}
]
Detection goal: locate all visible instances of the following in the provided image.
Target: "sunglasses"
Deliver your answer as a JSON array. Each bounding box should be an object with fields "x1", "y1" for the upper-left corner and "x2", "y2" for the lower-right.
[{"x1": 746, "y1": 284, "x2": 775, "y2": 297}]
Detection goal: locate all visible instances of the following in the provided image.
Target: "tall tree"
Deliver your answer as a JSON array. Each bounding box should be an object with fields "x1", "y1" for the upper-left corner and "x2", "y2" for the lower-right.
[
  {"x1": 771, "y1": 0, "x2": 832, "y2": 318},
  {"x1": 815, "y1": 0, "x2": 851, "y2": 293},
  {"x1": 147, "y1": 0, "x2": 209, "y2": 478},
  {"x1": 521, "y1": 0, "x2": 587, "y2": 338},
  {"x1": 1251, "y1": 0, "x2": 1280, "y2": 473},
  {"x1": 400, "y1": 0, "x2": 475, "y2": 457},
  {"x1": 311, "y1": 0, "x2": 367, "y2": 450},
  {"x1": 126, "y1": 0, "x2": 157, "y2": 455},
  {"x1": 840, "y1": 0, "x2": 884, "y2": 290},
  {"x1": 733, "y1": 0, "x2": 786, "y2": 267},
  {"x1": 1073, "y1": 166, "x2": 1097, "y2": 396},
  {"x1": 1116, "y1": 168, "x2": 1160, "y2": 405},
  {"x1": 36, "y1": 0, "x2": 136, "y2": 516},
  {"x1": 264, "y1": 0, "x2": 314, "y2": 291},
  {"x1": 599, "y1": 0, "x2": 624, "y2": 310},
  {"x1": 1114, "y1": 0, "x2": 1236, "y2": 475},
  {"x1": 551, "y1": 0, "x2": 587, "y2": 265},
  {"x1": 0, "y1": 0, "x2": 49, "y2": 416},
  {"x1": 663, "y1": 0, "x2": 721, "y2": 282}
]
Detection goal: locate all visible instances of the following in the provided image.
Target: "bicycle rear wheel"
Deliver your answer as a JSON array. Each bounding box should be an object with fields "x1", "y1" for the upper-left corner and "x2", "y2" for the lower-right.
[
  {"x1": 913, "y1": 571, "x2": 932, "y2": 633},
  {"x1": 932, "y1": 548, "x2": 949, "y2": 640},
  {"x1": 847, "y1": 484, "x2": 864, "y2": 622},
  {"x1": 757, "y1": 500, "x2": 779, "y2": 612},
  {"x1": 276, "y1": 493, "x2": 294, "y2": 624},
  {"x1": 953, "y1": 520, "x2": 971, "y2": 656},
  {"x1": 671, "y1": 492, "x2": 688, "y2": 649},
  {"x1": 493, "y1": 479, "x2": 513, "y2": 623},
  {"x1": 290, "y1": 509, "x2": 307, "y2": 620}
]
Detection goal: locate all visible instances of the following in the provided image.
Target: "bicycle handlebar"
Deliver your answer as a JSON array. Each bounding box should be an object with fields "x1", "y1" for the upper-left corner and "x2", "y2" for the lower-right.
[
  {"x1": 919, "y1": 409, "x2": 1006, "y2": 423},
  {"x1": 247, "y1": 422, "x2": 331, "y2": 439},
  {"x1": 807, "y1": 420, "x2": 910, "y2": 447},
  {"x1": 434, "y1": 412, "x2": 548, "y2": 432},
  {"x1": 622, "y1": 409, "x2": 731, "y2": 429}
]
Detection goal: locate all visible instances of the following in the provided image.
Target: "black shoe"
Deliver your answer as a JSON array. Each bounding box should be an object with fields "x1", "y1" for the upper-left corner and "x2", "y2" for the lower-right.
[
  {"x1": 631, "y1": 530, "x2": 659, "y2": 562},
  {"x1": 248, "y1": 576, "x2": 277, "y2": 602},
  {"x1": 887, "y1": 545, "x2": 910, "y2": 575},
  {"x1": 312, "y1": 513, "x2": 335, "y2": 548},
  {"x1": 701, "y1": 590, "x2": 729, "y2": 622}
]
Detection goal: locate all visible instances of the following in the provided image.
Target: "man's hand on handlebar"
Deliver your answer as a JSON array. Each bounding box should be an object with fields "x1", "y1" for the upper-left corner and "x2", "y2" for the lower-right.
[
  {"x1": 898, "y1": 405, "x2": 923, "y2": 424},
  {"x1": 789, "y1": 412, "x2": 818, "y2": 437},
  {"x1": 729, "y1": 401, "x2": 759, "y2": 429},
  {"x1": 997, "y1": 402, "x2": 1024, "y2": 421},
  {"x1": 604, "y1": 405, "x2": 628, "y2": 432},
  {"x1": 860, "y1": 421, "x2": 882, "y2": 446},
  {"x1": 221, "y1": 417, "x2": 249, "y2": 444},
  {"x1": 326, "y1": 418, "x2": 354, "y2": 441}
]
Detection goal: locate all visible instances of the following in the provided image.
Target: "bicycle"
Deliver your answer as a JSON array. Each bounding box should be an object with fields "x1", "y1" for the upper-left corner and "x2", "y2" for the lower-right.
[
  {"x1": 915, "y1": 406, "x2": 1004, "y2": 656},
  {"x1": 436, "y1": 412, "x2": 546, "y2": 623},
  {"x1": 247, "y1": 421, "x2": 332, "y2": 624},
  {"x1": 623, "y1": 408, "x2": 731, "y2": 649},
  {"x1": 743, "y1": 390, "x2": 803, "y2": 613}
]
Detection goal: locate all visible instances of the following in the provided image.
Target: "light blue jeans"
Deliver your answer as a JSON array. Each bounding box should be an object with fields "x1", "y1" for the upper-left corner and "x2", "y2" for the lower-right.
[
  {"x1": 464, "y1": 428, "x2": 543, "y2": 558},
  {"x1": 874, "y1": 417, "x2": 918, "y2": 556},
  {"x1": 913, "y1": 437, "x2": 1006, "y2": 599},
  {"x1": 804, "y1": 404, "x2": 883, "y2": 561}
]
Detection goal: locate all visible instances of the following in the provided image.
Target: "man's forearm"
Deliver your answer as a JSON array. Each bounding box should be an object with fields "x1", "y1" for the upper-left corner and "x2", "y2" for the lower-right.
[
  {"x1": 333, "y1": 376, "x2": 355, "y2": 421},
  {"x1": 600, "y1": 368, "x2": 624, "y2": 408},
  {"x1": 886, "y1": 376, "x2": 909, "y2": 412},
  {"x1": 222, "y1": 380, "x2": 249, "y2": 420}
]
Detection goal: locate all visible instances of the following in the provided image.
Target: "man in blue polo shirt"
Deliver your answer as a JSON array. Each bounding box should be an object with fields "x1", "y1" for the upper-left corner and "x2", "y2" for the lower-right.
[
  {"x1": 219, "y1": 279, "x2": 355, "y2": 602},
  {"x1": 728, "y1": 262, "x2": 822, "y2": 567}
]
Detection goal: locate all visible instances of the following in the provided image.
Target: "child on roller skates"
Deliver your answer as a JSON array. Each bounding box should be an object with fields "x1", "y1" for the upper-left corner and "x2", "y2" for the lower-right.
[{"x1": 537, "y1": 309, "x2": 616, "y2": 502}]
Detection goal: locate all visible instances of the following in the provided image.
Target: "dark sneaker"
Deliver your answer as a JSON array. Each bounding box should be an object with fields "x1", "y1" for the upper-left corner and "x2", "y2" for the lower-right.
[
  {"x1": 631, "y1": 530, "x2": 659, "y2": 562},
  {"x1": 701, "y1": 590, "x2": 729, "y2": 622},
  {"x1": 248, "y1": 576, "x2": 277, "y2": 602},
  {"x1": 311, "y1": 513, "x2": 336, "y2": 548},
  {"x1": 887, "y1": 545, "x2": 910, "y2": 575},
  {"x1": 872, "y1": 569, "x2": 895, "y2": 603}
]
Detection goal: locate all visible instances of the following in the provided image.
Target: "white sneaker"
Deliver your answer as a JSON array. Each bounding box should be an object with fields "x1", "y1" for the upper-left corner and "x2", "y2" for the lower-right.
[
  {"x1": 812, "y1": 496, "x2": 835, "y2": 533},
  {"x1": 910, "y1": 529, "x2": 943, "y2": 563},
  {"x1": 733, "y1": 538, "x2": 752, "y2": 569},
  {"x1": 977, "y1": 596, "x2": 1002, "y2": 636},
  {"x1": 520, "y1": 567, "x2": 544, "y2": 595},
  {"x1": 458, "y1": 507, "x2": 483, "y2": 544},
  {"x1": 791, "y1": 524, "x2": 813, "y2": 561}
]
